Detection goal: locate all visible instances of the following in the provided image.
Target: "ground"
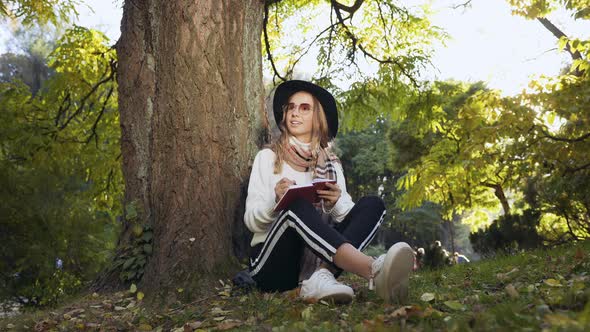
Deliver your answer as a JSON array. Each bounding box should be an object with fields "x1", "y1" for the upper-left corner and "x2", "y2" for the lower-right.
[{"x1": 1, "y1": 240, "x2": 590, "y2": 331}]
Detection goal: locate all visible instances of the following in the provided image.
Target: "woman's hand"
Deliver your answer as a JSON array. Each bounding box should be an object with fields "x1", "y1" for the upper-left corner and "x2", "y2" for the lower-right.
[
  {"x1": 275, "y1": 178, "x2": 296, "y2": 202},
  {"x1": 317, "y1": 182, "x2": 341, "y2": 210}
]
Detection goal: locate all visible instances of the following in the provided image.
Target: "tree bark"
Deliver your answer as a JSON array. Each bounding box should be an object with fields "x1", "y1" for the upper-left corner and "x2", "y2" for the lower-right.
[
  {"x1": 115, "y1": 0, "x2": 268, "y2": 302},
  {"x1": 484, "y1": 183, "x2": 510, "y2": 216}
]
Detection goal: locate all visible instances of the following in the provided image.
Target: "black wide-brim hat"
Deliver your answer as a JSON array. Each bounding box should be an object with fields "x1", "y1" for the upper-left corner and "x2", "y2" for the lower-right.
[{"x1": 273, "y1": 80, "x2": 339, "y2": 139}]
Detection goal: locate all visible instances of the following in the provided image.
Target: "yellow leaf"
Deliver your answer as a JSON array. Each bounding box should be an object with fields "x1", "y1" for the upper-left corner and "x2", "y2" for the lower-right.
[
  {"x1": 130, "y1": 283, "x2": 137, "y2": 293},
  {"x1": 544, "y1": 279, "x2": 562, "y2": 287},
  {"x1": 138, "y1": 324, "x2": 153, "y2": 331},
  {"x1": 137, "y1": 292, "x2": 144, "y2": 301}
]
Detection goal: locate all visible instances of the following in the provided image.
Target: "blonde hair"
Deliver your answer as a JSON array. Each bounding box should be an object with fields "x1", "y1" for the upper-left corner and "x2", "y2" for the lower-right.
[{"x1": 271, "y1": 93, "x2": 330, "y2": 174}]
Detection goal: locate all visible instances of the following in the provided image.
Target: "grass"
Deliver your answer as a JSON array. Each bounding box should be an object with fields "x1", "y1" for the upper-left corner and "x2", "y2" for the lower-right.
[{"x1": 2, "y1": 240, "x2": 590, "y2": 331}]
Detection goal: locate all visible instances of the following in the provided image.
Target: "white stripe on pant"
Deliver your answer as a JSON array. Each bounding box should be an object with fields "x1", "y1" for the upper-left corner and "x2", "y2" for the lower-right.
[{"x1": 249, "y1": 196, "x2": 386, "y2": 292}]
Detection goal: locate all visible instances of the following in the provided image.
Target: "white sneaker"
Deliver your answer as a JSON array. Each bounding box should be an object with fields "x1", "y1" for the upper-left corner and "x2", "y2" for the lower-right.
[
  {"x1": 370, "y1": 242, "x2": 414, "y2": 303},
  {"x1": 300, "y1": 268, "x2": 354, "y2": 304}
]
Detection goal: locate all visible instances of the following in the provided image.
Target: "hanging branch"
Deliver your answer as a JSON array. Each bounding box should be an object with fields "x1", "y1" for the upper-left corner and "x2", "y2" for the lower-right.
[
  {"x1": 540, "y1": 128, "x2": 590, "y2": 143},
  {"x1": 285, "y1": 16, "x2": 351, "y2": 79},
  {"x1": 86, "y1": 85, "x2": 114, "y2": 146},
  {"x1": 451, "y1": 0, "x2": 473, "y2": 10},
  {"x1": 330, "y1": 0, "x2": 419, "y2": 87},
  {"x1": 57, "y1": 59, "x2": 117, "y2": 131},
  {"x1": 263, "y1": 1, "x2": 286, "y2": 83}
]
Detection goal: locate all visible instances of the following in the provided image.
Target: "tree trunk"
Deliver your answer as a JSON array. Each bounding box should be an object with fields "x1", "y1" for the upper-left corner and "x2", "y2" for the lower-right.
[
  {"x1": 115, "y1": 0, "x2": 268, "y2": 302},
  {"x1": 483, "y1": 182, "x2": 511, "y2": 216}
]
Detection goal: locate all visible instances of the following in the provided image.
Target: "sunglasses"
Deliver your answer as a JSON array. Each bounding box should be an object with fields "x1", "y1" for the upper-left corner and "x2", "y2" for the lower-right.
[{"x1": 282, "y1": 102, "x2": 313, "y2": 115}]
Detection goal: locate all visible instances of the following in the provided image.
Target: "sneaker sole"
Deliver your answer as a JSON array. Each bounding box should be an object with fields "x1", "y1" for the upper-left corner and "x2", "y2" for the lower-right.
[
  {"x1": 380, "y1": 242, "x2": 414, "y2": 303},
  {"x1": 319, "y1": 291, "x2": 354, "y2": 304}
]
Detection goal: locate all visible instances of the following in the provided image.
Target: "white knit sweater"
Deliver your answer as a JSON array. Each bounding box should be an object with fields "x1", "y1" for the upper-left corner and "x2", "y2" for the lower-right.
[{"x1": 243, "y1": 147, "x2": 355, "y2": 247}]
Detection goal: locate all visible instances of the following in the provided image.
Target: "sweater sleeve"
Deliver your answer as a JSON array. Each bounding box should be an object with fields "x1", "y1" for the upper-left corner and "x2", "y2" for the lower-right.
[
  {"x1": 244, "y1": 149, "x2": 279, "y2": 233},
  {"x1": 330, "y1": 162, "x2": 355, "y2": 222}
]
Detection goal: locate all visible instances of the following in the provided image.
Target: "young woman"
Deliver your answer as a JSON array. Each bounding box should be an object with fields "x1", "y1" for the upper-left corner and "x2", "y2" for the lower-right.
[{"x1": 244, "y1": 80, "x2": 414, "y2": 304}]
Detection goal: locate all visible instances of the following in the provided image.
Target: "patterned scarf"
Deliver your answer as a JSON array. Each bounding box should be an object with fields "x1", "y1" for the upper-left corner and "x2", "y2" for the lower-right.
[
  {"x1": 283, "y1": 136, "x2": 340, "y2": 282},
  {"x1": 283, "y1": 136, "x2": 338, "y2": 182}
]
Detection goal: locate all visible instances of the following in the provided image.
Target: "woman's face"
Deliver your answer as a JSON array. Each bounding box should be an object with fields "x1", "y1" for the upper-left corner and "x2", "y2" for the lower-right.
[{"x1": 285, "y1": 91, "x2": 315, "y2": 143}]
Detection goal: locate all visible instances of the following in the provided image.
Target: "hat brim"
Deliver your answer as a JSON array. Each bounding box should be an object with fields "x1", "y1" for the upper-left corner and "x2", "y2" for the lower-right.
[{"x1": 272, "y1": 80, "x2": 338, "y2": 139}]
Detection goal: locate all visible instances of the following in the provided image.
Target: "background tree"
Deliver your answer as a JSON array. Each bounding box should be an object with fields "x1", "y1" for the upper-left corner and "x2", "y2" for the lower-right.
[{"x1": 0, "y1": 24, "x2": 121, "y2": 305}]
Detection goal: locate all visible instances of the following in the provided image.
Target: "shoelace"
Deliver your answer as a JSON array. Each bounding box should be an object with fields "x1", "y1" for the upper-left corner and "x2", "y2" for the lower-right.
[
  {"x1": 369, "y1": 255, "x2": 385, "y2": 290},
  {"x1": 315, "y1": 269, "x2": 339, "y2": 286}
]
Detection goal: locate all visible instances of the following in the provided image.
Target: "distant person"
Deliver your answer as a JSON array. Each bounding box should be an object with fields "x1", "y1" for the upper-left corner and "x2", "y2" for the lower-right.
[
  {"x1": 414, "y1": 247, "x2": 425, "y2": 271},
  {"x1": 243, "y1": 80, "x2": 414, "y2": 304}
]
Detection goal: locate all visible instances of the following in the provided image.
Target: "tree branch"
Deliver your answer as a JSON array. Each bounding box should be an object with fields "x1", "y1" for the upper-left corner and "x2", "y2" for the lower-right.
[
  {"x1": 330, "y1": 0, "x2": 419, "y2": 87},
  {"x1": 85, "y1": 86, "x2": 114, "y2": 146},
  {"x1": 540, "y1": 128, "x2": 590, "y2": 142},
  {"x1": 263, "y1": 1, "x2": 286, "y2": 83},
  {"x1": 58, "y1": 59, "x2": 117, "y2": 131},
  {"x1": 537, "y1": 17, "x2": 584, "y2": 75},
  {"x1": 332, "y1": 0, "x2": 364, "y2": 15},
  {"x1": 564, "y1": 162, "x2": 590, "y2": 174},
  {"x1": 451, "y1": 0, "x2": 473, "y2": 10}
]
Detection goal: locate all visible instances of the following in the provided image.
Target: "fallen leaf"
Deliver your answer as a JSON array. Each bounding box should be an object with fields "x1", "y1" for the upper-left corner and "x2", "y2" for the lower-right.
[
  {"x1": 505, "y1": 284, "x2": 519, "y2": 298},
  {"x1": 210, "y1": 307, "x2": 231, "y2": 315},
  {"x1": 422, "y1": 306, "x2": 444, "y2": 318},
  {"x1": 213, "y1": 316, "x2": 226, "y2": 321},
  {"x1": 301, "y1": 306, "x2": 313, "y2": 320},
  {"x1": 216, "y1": 320, "x2": 242, "y2": 330},
  {"x1": 186, "y1": 321, "x2": 202, "y2": 329},
  {"x1": 138, "y1": 324, "x2": 153, "y2": 331},
  {"x1": 92, "y1": 292, "x2": 99, "y2": 298},
  {"x1": 444, "y1": 300, "x2": 464, "y2": 311},
  {"x1": 390, "y1": 305, "x2": 415, "y2": 318},
  {"x1": 114, "y1": 306, "x2": 126, "y2": 311},
  {"x1": 420, "y1": 292, "x2": 435, "y2": 302},
  {"x1": 544, "y1": 279, "x2": 562, "y2": 287},
  {"x1": 496, "y1": 267, "x2": 519, "y2": 281},
  {"x1": 63, "y1": 313, "x2": 72, "y2": 320},
  {"x1": 130, "y1": 283, "x2": 137, "y2": 293}
]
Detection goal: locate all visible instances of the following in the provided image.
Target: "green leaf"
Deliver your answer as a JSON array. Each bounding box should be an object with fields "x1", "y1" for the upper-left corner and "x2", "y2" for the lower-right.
[
  {"x1": 130, "y1": 283, "x2": 137, "y2": 293},
  {"x1": 141, "y1": 231, "x2": 153, "y2": 242},
  {"x1": 444, "y1": 300, "x2": 464, "y2": 311}
]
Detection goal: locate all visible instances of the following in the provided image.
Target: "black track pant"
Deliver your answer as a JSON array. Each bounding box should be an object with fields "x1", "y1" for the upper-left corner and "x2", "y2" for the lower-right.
[{"x1": 249, "y1": 196, "x2": 385, "y2": 292}]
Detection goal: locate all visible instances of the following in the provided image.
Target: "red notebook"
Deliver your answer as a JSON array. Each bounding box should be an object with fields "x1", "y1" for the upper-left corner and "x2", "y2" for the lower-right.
[{"x1": 274, "y1": 179, "x2": 337, "y2": 212}]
